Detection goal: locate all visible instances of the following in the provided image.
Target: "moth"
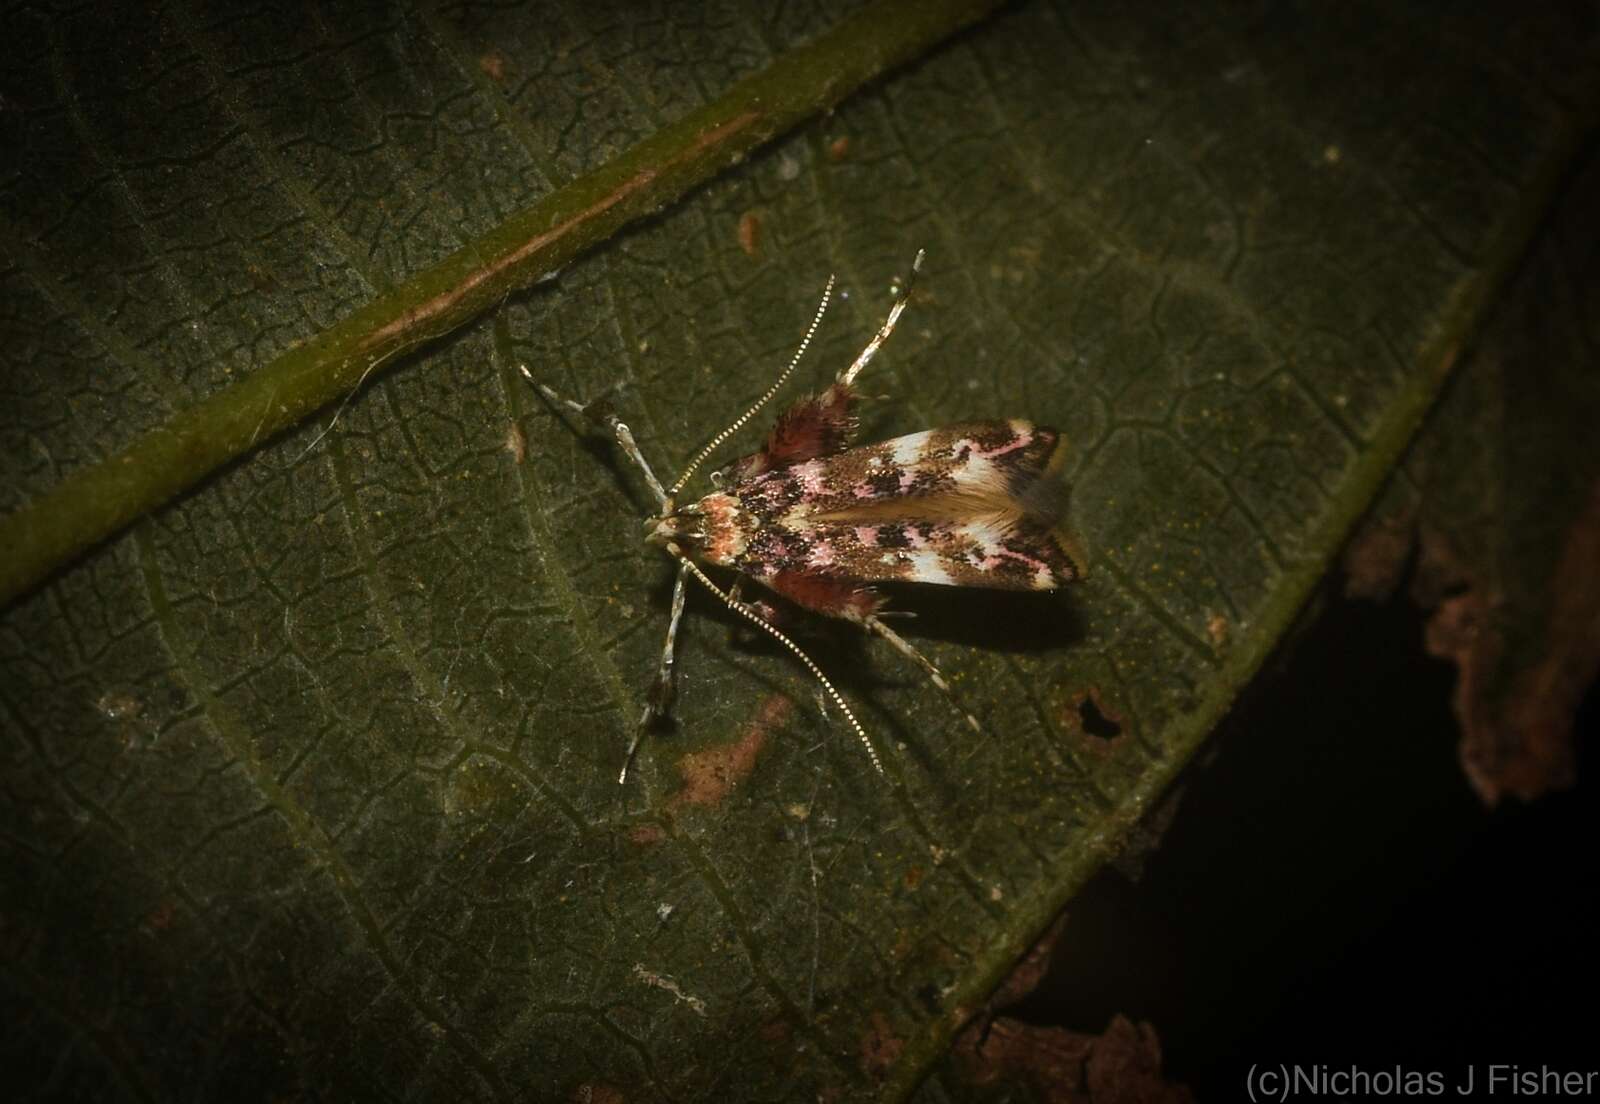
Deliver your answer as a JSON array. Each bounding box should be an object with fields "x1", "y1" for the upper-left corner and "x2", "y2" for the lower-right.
[{"x1": 524, "y1": 251, "x2": 1085, "y2": 782}]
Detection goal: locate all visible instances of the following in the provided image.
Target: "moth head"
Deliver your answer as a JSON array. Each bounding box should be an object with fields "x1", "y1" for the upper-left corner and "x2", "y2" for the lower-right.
[
  {"x1": 644, "y1": 494, "x2": 745, "y2": 565},
  {"x1": 644, "y1": 503, "x2": 703, "y2": 552}
]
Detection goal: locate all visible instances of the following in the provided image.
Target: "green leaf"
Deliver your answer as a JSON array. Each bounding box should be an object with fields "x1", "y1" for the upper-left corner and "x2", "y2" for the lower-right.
[{"x1": 2, "y1": 2, "x2": 1595, "y2": 1101}]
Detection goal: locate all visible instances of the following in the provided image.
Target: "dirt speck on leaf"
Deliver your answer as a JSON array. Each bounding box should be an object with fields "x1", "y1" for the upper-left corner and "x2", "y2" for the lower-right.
[
  {"x1": 479, "y1": 50, "x2": 508, "y2": 82},
  {"x1": 670, "y1": 694, "x2": 790, "y2": 807},
  {"x1": 860, "y1": 1010, "x2": 903, "y2": 1076},
  {"x1": 737, "y1": 210, "x2": 761, "y2": 257},
  {"x1": 1205, "y1": 612, "x2": 1229, "y2": 647},
  {"x1": 627, "y1": 823, "x2": 666, "y2": 846}
]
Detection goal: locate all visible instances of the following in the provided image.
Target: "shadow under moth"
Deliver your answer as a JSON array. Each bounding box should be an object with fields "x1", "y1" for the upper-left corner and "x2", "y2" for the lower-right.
[{"x1": 525, "y1": 251, "x2": 1085, "y2": 782}]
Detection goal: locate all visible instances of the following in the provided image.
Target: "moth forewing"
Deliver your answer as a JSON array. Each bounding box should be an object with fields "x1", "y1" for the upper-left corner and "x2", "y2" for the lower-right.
[
  {"x1": 691, "y1": 420, "x2": 1085, "y2": 593},
  {"x1": 524, "y1": 250, "x2": 1085, "y2": 784}
]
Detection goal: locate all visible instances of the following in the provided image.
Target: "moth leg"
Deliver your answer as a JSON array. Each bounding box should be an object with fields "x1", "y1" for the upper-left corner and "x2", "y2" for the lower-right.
[
  {"x1": 519, "y1": 369, "x2": 606, "y2": 421},
  {"x1": 519, "y1": 365, "x2": 670, "y2": 510},
  {"x1": 714, "y1": 251, "x2": 926, "y2": 484},
  {"x1": 837, "y1": 248, "x2": 924, "y2": 388},
  {"x1": 759, "y1": 571, "x2": 981, "y2": 734},
  {"x1": 726, "y1": 580, "x2": 783, "y2": 646},
  {"x1": 669, "y1": 275, "x2": 836, "y2": 496},
  {"x1": 669, "y1": 551, "x2": 885, "y2": 776},
  {"x1": 620, "y1": 562, "x2": 690, "y2": 784},
  {"x1": 863, "y1": 615, "x2": 983, "y2": 735}
]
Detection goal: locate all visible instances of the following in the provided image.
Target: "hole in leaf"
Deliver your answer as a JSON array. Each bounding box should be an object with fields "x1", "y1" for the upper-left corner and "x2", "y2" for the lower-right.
[{"x1": 1077, "y1": 695, "x2": 1122, "y2": 741}]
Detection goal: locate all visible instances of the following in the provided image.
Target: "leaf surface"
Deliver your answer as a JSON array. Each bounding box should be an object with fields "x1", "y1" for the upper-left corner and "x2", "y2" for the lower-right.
[{"x1": 2, "y1": 2, "x2": 1595, "y2": 1100}]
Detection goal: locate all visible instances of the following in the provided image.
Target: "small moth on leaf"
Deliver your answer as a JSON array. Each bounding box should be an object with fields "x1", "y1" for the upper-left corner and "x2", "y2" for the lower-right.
[{"x1": 525, "y1": 251, "x2": 1085, "y2": 782}]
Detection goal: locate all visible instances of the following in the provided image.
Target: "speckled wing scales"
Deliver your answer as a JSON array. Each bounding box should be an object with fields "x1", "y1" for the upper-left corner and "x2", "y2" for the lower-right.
[{"x1": 713, "y1": 420, "x2": 1086, "y2": 592}]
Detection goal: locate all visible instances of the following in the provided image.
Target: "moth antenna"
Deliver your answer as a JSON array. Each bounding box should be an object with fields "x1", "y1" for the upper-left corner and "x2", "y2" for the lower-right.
[
  {"x1": 621, "y1": 563, "x2": 690, "y2": 784},
  {"x1": 865, "y1": 614, "x2": 983, "y2": 735},
  {"x1": 521, "y1": 365, "x2": 670, "y2": 509},
  {"x1": 667, "y1": 274, "x2": 836, "y2": 497},
  {"x1": 671, "y1": 551, "x2": 885, "y2": 776},
  {"x1": 837, "y1": 249, "x2": 925, "y2": 388}
]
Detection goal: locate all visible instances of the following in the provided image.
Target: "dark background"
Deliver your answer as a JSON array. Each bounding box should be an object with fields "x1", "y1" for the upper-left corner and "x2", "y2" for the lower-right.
[{"x1": 1017, "y1": 574, "x2": 1596, "y2": 1098}]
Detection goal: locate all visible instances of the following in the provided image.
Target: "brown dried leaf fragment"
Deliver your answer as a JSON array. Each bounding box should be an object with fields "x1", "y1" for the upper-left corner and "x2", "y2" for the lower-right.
[
  {"x1": 1419, "y1": 479, "x2": 1600, "y2": 804},
  {"x1": 953, "y1": 1015, "x2": 1194, "y2": 1104}
]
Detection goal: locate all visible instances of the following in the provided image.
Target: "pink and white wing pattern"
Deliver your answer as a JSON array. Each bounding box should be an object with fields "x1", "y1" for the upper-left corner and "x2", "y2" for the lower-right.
[{"x1": 699, "y1": 420, "x2": 1085, "y2": 591}]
